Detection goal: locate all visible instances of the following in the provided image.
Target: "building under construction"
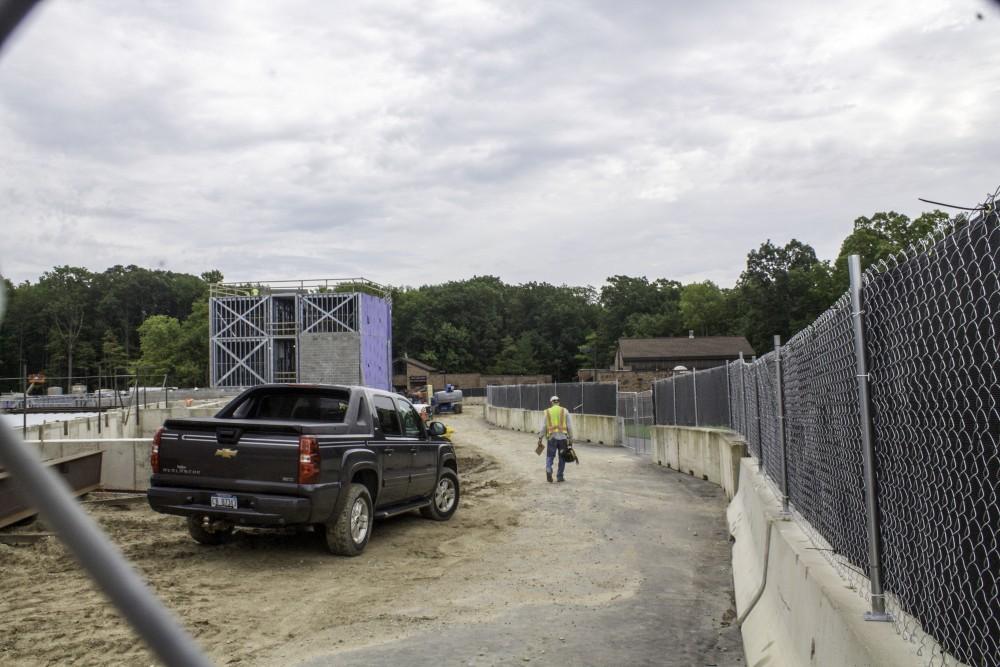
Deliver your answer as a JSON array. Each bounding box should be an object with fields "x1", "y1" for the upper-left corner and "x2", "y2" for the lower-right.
[{"x1": 209, "y1": 279, "x2": 392, "y2": 391}]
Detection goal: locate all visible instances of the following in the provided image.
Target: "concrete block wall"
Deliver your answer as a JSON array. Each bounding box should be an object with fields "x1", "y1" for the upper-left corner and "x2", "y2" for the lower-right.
[
  {"x1": 650, "y1": 425, "x2": 744, "y2": 499},
  {"x1": 484, "y1": 405, "x2": 617, "y2": 446},
  {"x1": 299, "y1": 332, "x2": 361, "y2": 385}
]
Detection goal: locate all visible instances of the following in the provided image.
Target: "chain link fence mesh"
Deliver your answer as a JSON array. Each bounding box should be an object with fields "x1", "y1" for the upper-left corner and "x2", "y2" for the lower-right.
[
  {"x1": 862, "y1": 212, "x2": 1000, "y2": 666},
  {"x1": 650, "y1": 365, "x2": 738, "y2": 429},
  {"x1": 718, "y1": 207, "x2": 999, "y2": 666}
]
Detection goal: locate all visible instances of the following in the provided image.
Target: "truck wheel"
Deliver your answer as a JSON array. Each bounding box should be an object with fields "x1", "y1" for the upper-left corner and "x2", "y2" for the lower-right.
[
  {"x1": 187, "y1": 515, "x2": 234, "y2": 545},
  {"x1": 420, "y1": 470, "x2": 460, "y2": 521},
  {"x1": 326, "y1": 483, "x2": 373, "y2": 556},
  {"x1": 454, "y1": 404, "x2": 463, "y2": 414}
]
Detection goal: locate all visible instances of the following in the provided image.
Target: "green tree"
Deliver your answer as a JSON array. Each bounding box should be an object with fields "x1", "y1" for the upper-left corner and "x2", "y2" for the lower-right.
[
  {"x1": 735, "y1": 240, "x2": 837, "y2": 354},
  {"x1": 200, "y1": 269, "x2": 224, "y2": 285},
  {"x1": 490, "y1": 333, "x2": 540, "y2": 375},
  {"x1": 596, "y1": 276, "x2": 683, "y2": 362},
  {"x1": 39, "y1": 266, "x2": 93, "y2": 388},
  {"x1": 680, "y1": 281, "x2": 733, "y2": 337},
  {"x1": 832, "y1": 210, "x2": 949, "y2": 288},
  {"x1": 136, "y1": 296, "x2": 210, "y2": 387},
  {"x1": 101, "y1": 329, "x2": 129, "y2": 373}
]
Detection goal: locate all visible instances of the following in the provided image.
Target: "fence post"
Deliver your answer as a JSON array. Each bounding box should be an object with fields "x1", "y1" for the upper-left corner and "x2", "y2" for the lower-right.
[
  {"x1": 725, "y1": 363, "x2": 733, "y2": 429},
  {"x1": 650, "y1": 380, "x2": 656, "y2": 425},
  {"x1": 692, "y1": 368, "x2": 699, "y2": 427},
  {"x1": 672, "y1": 376, "x2": 677, "y2": 425},
  {"x1": 849, "y1": 254, "x2": 892, "y2": 622},
  {"x1": 753, "y1": 363, "x2": 763, "y2": 471},
  {"x1": 773, "y1": 335, "x2": 789, "y2": 514},
  {"x1": 739, "y1": 352, "x2": 748, "y2": 438}
]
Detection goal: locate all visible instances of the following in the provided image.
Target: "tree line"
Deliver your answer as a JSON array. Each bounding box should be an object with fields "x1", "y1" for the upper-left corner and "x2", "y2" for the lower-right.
[{"x1": 0, "y1": 210, "x2": 955, "y2": 390}]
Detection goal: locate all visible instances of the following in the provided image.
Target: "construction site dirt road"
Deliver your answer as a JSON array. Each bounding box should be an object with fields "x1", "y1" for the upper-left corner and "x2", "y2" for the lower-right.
[{"x1": 0, "y1": 413, "x2": 742, "y2": 666}]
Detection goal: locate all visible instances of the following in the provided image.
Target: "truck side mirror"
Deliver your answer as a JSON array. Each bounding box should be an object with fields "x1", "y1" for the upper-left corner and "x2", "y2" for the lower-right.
[{"x1": 428, "y1": 421, "x2": 447, "y2": 437}]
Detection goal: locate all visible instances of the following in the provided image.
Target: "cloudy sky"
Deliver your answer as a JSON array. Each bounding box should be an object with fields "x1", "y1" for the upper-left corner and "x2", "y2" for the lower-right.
[{"x1": 2, "y1": 0, "x2": 999, "y2": 290}]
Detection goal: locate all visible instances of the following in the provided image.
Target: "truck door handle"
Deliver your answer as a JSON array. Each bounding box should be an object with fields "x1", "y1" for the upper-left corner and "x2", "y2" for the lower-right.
[
  {"x1": 409, "y1": 447, "x2": 418, "y2": 453},
  {"x1": 384, "y1": 448, "x2": 394, "y2": 455}
]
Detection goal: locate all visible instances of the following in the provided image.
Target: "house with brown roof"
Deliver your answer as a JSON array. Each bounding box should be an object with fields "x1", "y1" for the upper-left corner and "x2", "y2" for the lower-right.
[
  {"x1": 391, "y1": 356, "x2": 551, "y2": 392},
  {"x1": 613, "y1": 334, "x2": 754, "y2": 372}
]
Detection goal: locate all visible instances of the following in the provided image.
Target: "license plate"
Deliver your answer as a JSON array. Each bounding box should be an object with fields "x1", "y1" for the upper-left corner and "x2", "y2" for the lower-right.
[{"x1": 210, "y1": 494, "x2": 238, "y2": 509}]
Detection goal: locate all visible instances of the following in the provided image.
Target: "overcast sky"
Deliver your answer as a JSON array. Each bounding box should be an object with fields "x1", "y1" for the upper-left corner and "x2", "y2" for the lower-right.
[{"x1": 2, "y1": 1, "x2": 999, "y2": 290}]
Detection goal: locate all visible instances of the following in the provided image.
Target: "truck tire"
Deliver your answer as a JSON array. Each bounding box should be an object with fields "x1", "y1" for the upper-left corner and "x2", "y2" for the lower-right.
[
  {"x1": 187, "y1": 515, "x2": 234, "y2": 545},
  {"x1": 454, "y1": 404, "x2": 463, "y2": 414},
  {"x1": 326, "y1": 483, "x2": 373, "y2": 556},
  {"x1": 420, "y1": 469, "x2": 460, "y2": 521}
]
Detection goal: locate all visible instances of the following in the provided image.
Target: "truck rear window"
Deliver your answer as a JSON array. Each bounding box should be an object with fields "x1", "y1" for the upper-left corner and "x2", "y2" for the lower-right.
[{"x1": 223, "y1": 389, "x2": 351, "y2": 422}]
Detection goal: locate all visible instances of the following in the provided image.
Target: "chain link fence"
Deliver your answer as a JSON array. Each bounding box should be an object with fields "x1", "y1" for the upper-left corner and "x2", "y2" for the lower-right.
[
  {"x1": 485, "y1": 204, "x2": 1000, "y2": 666},
  {"x1": 651, "y1": 365, "x2": 732, "y2": 429},
  {"x1": 486, "y1": 382, "x2": 618, "y2": 416},
  {"x1": 716, "y1": 205, "x2": 1000, "y2": 666},
  {"x1": 618, "y1": 390, "x2": 653, "y2": 454}
]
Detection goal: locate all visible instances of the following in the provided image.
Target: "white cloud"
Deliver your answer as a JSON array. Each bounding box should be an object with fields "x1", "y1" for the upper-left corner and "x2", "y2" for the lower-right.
[{"x1": 1, "y1": 0, "x2": 999, "y2": 290}]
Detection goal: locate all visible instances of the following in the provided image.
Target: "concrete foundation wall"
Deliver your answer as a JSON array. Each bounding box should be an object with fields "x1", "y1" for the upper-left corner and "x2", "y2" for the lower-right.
[
  {"x1": 650, "y1": 425, "x2": 744, "y2": 499},
  {"x1": 21, "y1": 402, "x2": 224, "y2": 491},
  {"x1": 483, "y1": 405, "x2": 617, "y2": 445},
  {"x1": 730, "y1": 458, "x2": 927, "y2": 667}
]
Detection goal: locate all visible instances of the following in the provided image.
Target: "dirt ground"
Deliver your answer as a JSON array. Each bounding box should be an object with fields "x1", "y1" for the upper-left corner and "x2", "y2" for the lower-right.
[{"x1": 0, "y1": 413, "x2": 742, "y2": 666}]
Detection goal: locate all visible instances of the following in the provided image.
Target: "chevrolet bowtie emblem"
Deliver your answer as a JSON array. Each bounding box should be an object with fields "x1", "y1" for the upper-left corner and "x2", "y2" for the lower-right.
[{"x1": 215, "y1": 448, "x2": 238, "y2": 459}]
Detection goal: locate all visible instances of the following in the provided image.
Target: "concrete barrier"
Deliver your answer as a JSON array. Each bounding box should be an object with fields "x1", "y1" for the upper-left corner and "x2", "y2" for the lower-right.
[
  {"x1": 730, "y1": 458, "x2": 927, "y2": 667},
  {"x1": 484, "y1": 405, "x2": 617, "y2": 445},
  {"x1": 650, "y1": 425, "x2": 744, "y2": 499}
]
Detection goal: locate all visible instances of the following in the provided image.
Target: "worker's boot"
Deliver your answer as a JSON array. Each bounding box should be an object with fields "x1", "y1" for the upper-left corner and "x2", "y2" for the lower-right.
[{"x1": 546, "y1": 472, "x2": 553, "y2": 483}]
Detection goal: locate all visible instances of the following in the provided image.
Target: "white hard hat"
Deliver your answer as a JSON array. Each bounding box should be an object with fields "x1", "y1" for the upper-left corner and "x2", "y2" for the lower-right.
[{"x1": 550, "y1": 395, "x2": 560, "y2": 402}]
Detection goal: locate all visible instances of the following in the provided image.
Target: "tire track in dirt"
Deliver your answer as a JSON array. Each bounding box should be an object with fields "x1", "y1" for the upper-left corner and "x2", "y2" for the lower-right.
[{"x1": 0, "y1": 434, "x2": 522, "y2": 666}]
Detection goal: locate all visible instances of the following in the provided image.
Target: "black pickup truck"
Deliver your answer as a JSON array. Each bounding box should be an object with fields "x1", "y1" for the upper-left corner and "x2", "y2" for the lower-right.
[{"x1": 147, "y1": 384, "x2": 459, "y2": 556}]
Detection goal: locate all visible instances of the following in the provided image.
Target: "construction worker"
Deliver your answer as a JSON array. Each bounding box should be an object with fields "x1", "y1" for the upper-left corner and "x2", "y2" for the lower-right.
[{"x1": 537, "y1": 395, "x2": 573, "y2": 483}]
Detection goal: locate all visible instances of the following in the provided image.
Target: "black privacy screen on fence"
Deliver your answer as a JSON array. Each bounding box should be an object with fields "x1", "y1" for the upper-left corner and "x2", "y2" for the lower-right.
[
  {"x1": 862, "y1": 214, "x2": 1000, "y2": 666},
  {"x1": 651, "y1": 366, "x2": 730, "y2": 429},
  {"x1": 719, "y1": 211, "x2": 1000, "y2": 666},
  {"x1": 486, "y1": 383, "x2": 617, "y2": 416},
  {"x1": 644, "y1": 207, "x2": 1000, "y2": 664}
]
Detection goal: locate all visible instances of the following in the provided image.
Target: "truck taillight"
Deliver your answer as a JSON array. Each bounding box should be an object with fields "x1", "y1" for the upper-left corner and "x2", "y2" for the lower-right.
[
  {"x1": 298, "y1": 435, "x2": 320, "y2": 484},
  {"x1": 151, "y1": 426, "x2": 164, "y2": 474}
]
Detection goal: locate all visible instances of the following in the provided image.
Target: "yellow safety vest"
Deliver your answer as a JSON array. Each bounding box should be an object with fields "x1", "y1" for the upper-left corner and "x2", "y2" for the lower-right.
[{"x1": 545, "y1": 406, "x2": 568, "y2": 437}]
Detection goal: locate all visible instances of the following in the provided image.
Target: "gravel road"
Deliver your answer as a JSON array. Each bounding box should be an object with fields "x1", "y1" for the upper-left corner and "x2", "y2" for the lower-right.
[{"x1": 0, "y1": 412, "x2": 742, "y2": 666}]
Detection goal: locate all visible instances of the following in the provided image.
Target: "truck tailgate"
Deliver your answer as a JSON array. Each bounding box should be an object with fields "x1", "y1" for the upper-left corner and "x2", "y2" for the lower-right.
[{"x1": 159, "y1": 419, "x2": 301, "y2": 485}]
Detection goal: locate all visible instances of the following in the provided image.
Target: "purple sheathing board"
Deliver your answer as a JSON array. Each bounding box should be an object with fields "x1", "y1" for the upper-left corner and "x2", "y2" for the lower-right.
[{"x1": 359, "y1": 293, "x2": 392, "y2": 390}]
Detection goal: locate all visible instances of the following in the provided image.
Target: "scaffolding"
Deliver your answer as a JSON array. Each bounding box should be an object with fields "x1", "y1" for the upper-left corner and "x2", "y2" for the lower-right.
[{"x1": 209, "y1": 279, "x2": 392, "y2": 390}]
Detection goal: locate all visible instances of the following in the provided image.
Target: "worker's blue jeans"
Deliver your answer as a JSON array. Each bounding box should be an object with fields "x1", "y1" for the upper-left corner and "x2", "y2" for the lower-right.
[{"x1": 546, "y1": 438, "x2": 568, "y2": 480}]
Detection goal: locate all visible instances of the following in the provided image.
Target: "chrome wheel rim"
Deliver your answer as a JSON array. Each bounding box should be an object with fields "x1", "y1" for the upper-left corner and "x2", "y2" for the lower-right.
[
  {"x1": 350, "y1": 498, "x2": 370, "y2": 543},
  {"x1": 435, "y1": 478, "x2": 456, "y2": 512}
]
